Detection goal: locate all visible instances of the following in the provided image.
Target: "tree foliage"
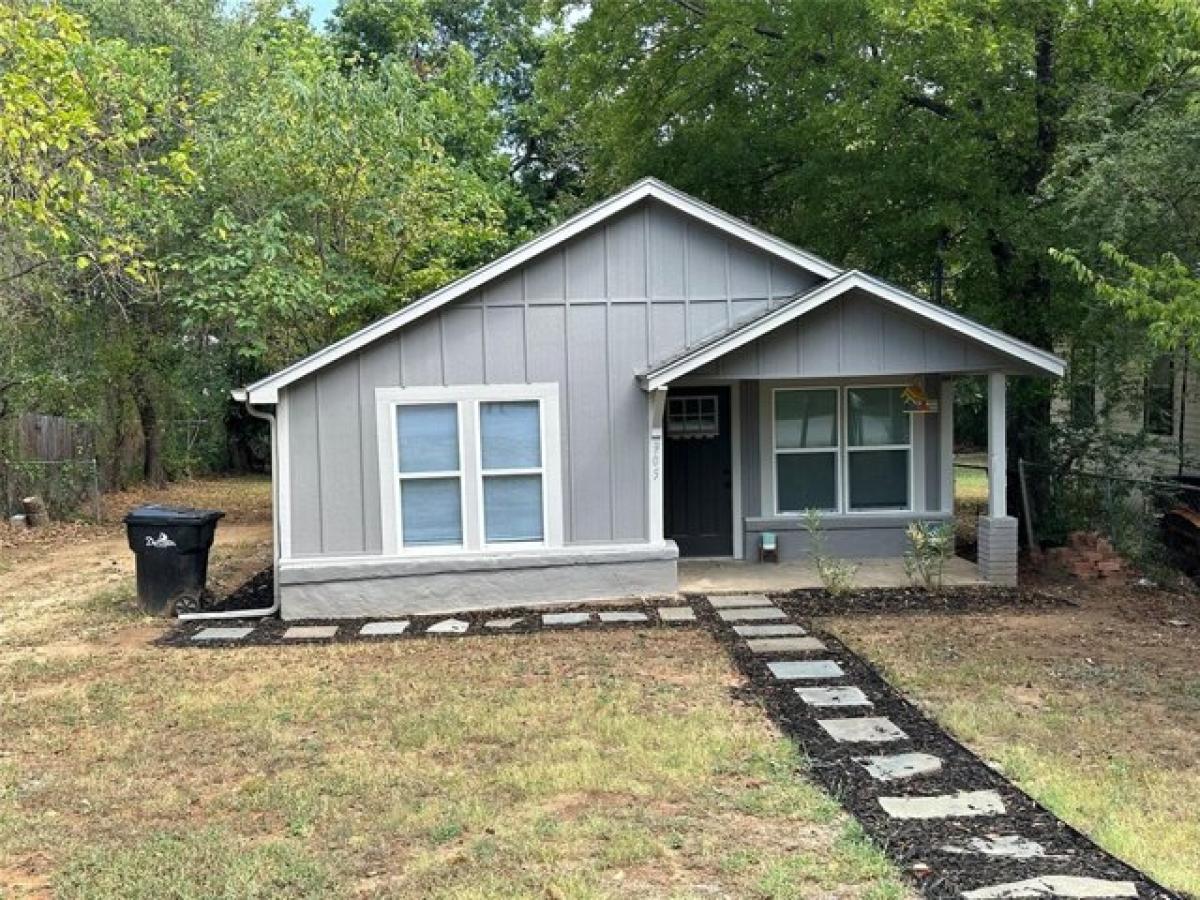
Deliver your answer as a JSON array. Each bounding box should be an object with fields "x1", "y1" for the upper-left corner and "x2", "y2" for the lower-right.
[{"x1": 1, "y1": 0, "x2": 1198, "y2": 491}]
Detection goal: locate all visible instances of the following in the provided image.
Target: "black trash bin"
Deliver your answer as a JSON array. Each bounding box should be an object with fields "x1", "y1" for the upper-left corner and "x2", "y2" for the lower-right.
[{"x1": 125, "y1": 505, "x2": 225, "y2": 615}]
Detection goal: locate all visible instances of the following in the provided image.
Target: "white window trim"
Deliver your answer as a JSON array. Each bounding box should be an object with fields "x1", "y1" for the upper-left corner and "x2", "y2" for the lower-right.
[
  {"x1": 770, "y1": 384, "x2": 915, "y2": 516},
  {"x1": 376, "y1": 384, "x2": 563, "y2": 556}
]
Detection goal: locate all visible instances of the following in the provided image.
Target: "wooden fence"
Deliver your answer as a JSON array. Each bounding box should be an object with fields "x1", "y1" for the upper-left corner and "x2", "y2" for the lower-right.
[
  {"x1": 10, "y1": 413, "x2": 95, "y2": 461},
  {"x1": 2, "y1": 413, "x2": 101, "y2": 520}
]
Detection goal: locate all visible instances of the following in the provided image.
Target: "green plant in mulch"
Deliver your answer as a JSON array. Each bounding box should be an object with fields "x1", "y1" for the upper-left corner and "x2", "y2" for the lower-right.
[
  {"x1": 803, "y1": 509, "x2": 858, "y2": 598},
  {"x1": 903, "y1": 520, "x2": 955, "y2": 591}
]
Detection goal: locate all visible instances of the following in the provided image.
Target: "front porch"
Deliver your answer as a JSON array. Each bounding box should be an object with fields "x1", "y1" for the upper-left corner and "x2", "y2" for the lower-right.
[
  {"x1": 678, "y1": 555, "x2": 985, "y2": 593},
  {"x1": 638, "y1": 272, "x2": 1059, "y2": 587}
]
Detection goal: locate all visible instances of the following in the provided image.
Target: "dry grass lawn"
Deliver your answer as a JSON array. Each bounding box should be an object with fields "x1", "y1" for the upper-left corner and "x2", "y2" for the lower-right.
[
  {"x1": 825, "y1": 586, "x2": 1200, "y2": 898},
  {"x1": 1, "y1": 478, "x2": 910, "y2": 899}
]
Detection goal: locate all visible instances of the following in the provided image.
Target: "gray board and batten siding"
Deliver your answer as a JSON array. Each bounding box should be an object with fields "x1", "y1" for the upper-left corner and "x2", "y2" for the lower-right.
[
  {"x1": 284, "y1": 197, "x2": 821, "y2": 559},
  {"x1": 282, "y1": 199, "x2": 991, "y2": 562}
]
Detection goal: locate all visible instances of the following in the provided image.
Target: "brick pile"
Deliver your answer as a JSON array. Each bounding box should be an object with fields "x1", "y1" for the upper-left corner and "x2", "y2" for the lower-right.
[{"x1": 1045, "y1": 531, "x2": 1128, "y2": 580}]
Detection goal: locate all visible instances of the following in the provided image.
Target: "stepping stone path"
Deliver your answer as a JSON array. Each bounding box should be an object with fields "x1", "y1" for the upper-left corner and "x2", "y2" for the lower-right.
[
  {"x1": 856, "y1": 752, "x2": 943, "y2": 782},
  {"x1": 426, "y1": 618, "x2": 469, "y2": 634},
  {"x1": 282, "y1": 625, "x2": 338, "y2": 640},
  {"x1": 598, "y1": 611, "x2": 648, "y2": 623},
  {"x1": 941, "y1": 835, "x2": 1050, "y2": 860},
  {"x1": 767, "y1": 659, "x2": 845, "y2": 680},
  {"x1": 745, "y1": 636, "x2": 825, "y2": 654},
  {"x1": 657, "y1": 605, "x2": 695, "y2": 622},
  {"x1": 818, "y1": 716, "x2": 908, "y2": 744},
  {"x1": 877, "y1": 789, "x2": 1005, "y2": 820},
  {"x1": 192, "y1": 626, "x2": 253, "y2": 641},
  {"x1": 709, "y1": 593, "x2": 770, "y2": 608},
  {"x1": 360, "y1": 621, "x2": 409, "y2": 636},
  {"x1": 733, "y1": 623, "x2": 806, "y2": 637},
  {"x1": 542, "y1": 612, "x2": 590, "y2": 626},
  {"x1": 796, "y1": 685, "x2": 872, "y2": 708},
  {"x1": 178, "y1": 592, "x2": 1175, "y2": 900},
  {"x1": 701, "y1": 594, "x2": 1175, "y2": 900},
  {"x1": 962, "y1": 876, "x2": 1138, "y2": 899},
  {"x1": 716, "y1": 606, "x2": 787, "y2": 621}
]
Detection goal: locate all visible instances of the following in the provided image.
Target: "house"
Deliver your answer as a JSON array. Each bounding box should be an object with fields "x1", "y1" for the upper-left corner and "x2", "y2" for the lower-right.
[
  {"x1": 233, "y1": 179, "x2": 1064, "y2": 619},
  {"x1": 1060, "y1": 347, "x2": 1198, "y2": 479}
]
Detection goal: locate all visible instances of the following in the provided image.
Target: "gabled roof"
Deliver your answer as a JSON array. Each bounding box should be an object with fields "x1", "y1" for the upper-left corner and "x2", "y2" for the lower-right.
[
  {"x1": 639, "y1": 270, "x2": 1065, "y2": 390},
  {"x1": 235, "y1": 177, "x2": 842, "y2": 404}
]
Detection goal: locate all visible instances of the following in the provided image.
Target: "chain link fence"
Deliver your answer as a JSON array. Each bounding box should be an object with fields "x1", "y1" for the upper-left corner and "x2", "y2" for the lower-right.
[{"x1": 1019, "y1": 458, "x2": 1200, "y2": 578}]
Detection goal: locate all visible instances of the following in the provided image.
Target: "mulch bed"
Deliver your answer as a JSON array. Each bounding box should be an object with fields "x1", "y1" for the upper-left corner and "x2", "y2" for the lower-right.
[
  {"x1": 762, "y1": 585, "x2": 1065, "y2": 618},
  {"x1": 158, "y1": 592, "x2": 691, "y2": 648},
  {"x1": 695, "y1": 599, "x2": 1184, "y2": 899}
]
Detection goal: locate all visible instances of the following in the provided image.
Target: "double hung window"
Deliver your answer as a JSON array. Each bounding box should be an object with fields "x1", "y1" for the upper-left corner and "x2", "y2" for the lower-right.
[
  {"x1": 773, "y1": 386, "x2": 913, "y2": 514},
  {"x1": 383, "y1": 385, "x2": 560, "y2": 553}
]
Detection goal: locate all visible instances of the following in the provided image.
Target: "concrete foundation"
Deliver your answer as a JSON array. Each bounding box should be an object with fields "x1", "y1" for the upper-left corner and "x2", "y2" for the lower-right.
[
  {"x1": 977, "y1": 515, "x2": 1019, "y2": 586},
  {"x1": 277, "y1": 542, "x2": 679, "y2": 620}
]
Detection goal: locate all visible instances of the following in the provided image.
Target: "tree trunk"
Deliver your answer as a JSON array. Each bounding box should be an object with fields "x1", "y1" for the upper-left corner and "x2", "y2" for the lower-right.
[
  {"x1": 132, "y1": 372, "x2": 165, "y2": 486},
  {"x1": 21, "y1": 495, "x2": 49, "y2": 527}
]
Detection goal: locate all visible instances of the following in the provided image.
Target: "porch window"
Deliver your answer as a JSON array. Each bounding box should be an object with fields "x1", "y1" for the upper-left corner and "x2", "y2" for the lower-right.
[
  {"x1": 774, "y1": 389, "x2": 838, "y2": 512},
  {"x1": 381, "y1": 384, "x2": 562, "y2": 554},
  {"x1": 846, "y1": 387, "x2": 911, "y2": 511}
]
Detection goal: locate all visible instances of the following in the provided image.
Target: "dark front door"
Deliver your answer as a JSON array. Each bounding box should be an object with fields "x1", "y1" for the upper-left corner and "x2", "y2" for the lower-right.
[{"x1": 664, "y1": 386, "x2": 733, "y2": 557}]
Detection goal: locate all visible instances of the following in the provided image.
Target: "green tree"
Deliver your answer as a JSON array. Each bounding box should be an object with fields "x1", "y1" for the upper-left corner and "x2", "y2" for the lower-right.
[
  {"x1": 539, "y1": 0, "x2": 1186, "y2": 472},
  {"x1": 1050, "y1": 6, "x2": 1200, "y2": 356}
]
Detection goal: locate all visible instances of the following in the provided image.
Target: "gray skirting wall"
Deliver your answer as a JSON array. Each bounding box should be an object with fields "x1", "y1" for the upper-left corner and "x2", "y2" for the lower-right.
[
  {"x1": 277, "y1": 543, "x2": 680, "y2": 619},
  {"x1": 743, "y1": 512, "x2": 955, "y2": 560}
]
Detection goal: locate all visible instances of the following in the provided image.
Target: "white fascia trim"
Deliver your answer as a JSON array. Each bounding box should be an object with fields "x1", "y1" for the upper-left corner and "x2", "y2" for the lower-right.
[
  {"x1": 642, "y1": 271, "x2": 1066, "y2": 390},
  {"x1": 239, "y1": 178, "x2": 842, "y2": 404}
]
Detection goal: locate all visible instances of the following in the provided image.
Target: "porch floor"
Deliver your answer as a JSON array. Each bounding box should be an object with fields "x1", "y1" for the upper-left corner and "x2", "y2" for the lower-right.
[{"x1": 677, "y1": 555, "x2": 985, "y2": 594}]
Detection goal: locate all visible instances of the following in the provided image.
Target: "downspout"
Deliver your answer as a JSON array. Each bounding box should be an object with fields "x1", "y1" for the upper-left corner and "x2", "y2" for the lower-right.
[{"x1": 178, "y1": 396, "x2": 281, "y2": 620}]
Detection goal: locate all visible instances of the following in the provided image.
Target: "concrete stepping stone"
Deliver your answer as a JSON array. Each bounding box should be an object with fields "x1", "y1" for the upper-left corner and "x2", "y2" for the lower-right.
[
  {"x1": 427, "y1": 618, "x2": 469, "y2": 634},
  {"x1": 856, "y1": 752, "x2": 943, "y2": 782},
  {"x1": 961, "y1": 876, "x2": 1137, "y2": 899},
  {"x1": 941, "y1": 835, "x2": 1049, "y2": 860},
  {"x1": 657, "y1": 606, "x2": 695, "y2": 622},
  {"x1": 542, "y1": 612, "x2": 590, "y2": 626},
  {"x1": 877, "y1": 789, "x2": 1004, "y2": 820},
  {"x1": 733, "y1": 624, "x2": 806, "y2": 637},
  {"x1": 717, "y1": 606, "x2": 786, "y2": 621},
  {"x1": 192, "y1": 626, "x2": 253, "y2": 641},
  {"x1": 818, "y1": 716, "x2": 908, "y2": 743},
  {"x1": 485, "y1": 617, "x2": 523, "y2": 629},
  {"x1": 282, "y1": 625, "x2": 338, "y2": 640},
  {"x1": 796, "y1": 685, "x2": 872, "y2": 708},
  {"x1": 745, "y1": 636, "x2": 826, "y2": 654},
  {"x1": 709, "y1": 593, "x2": 770, "y2": 608},
  {"x1": 767, "y1": 660, "x2": 844, "y2": 680},
  {"x1": 359, "y1": 621, "x2": 409, "y2": 636},
  {"x1": 598, "y1": 611, "x2": 649, "y2": 623}
]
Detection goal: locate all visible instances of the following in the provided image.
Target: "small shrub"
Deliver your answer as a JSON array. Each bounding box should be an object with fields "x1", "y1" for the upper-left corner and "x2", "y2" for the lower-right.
[
  {"x1": 803, "y1": 509, "x2": 858, "y2": 597},
  {"x1": 903, "y1": 520, "x2": 955, "y2": 590}
]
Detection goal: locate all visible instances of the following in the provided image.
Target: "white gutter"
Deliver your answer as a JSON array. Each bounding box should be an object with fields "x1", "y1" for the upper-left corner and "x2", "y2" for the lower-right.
[{"x1": 178, "y1": 396, "x2": 280, "y2": 620}]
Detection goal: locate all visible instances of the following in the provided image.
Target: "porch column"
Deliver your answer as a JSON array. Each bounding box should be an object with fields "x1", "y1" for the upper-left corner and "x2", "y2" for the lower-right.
[
  {"x1": 939, "y1": 376, "x2": 955, "y2": 514},
  {"x1": 978, "y1": 372, "x2": 1019, "y2": 585},
  {"x1": 647, "y1": 388, "x2": 667, "y2": 544}
]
